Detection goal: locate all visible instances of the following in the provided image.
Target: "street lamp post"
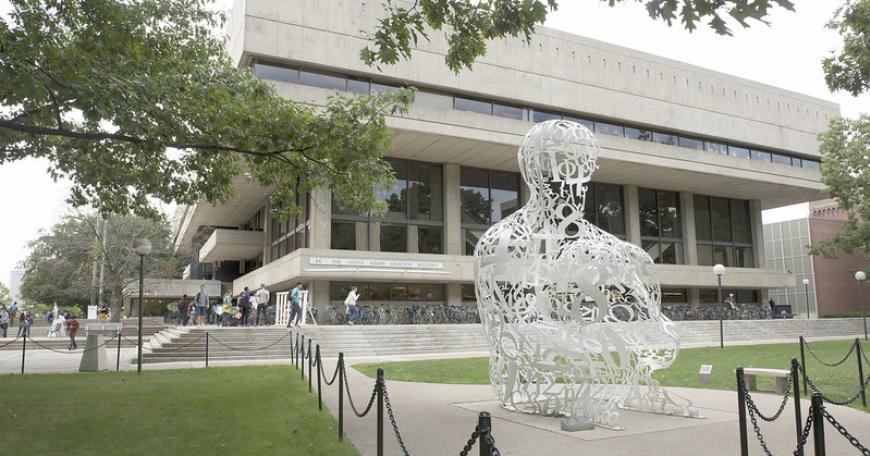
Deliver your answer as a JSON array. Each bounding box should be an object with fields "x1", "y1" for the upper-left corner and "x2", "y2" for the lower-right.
[
  {"x1": 713, "y1": 264, "x2": 726, "y2": 349},
  {"x1": 802, "y1": 278, "x2": 811, "y2": 320},
  {"x1": 856, "y1": 271, "x2": 867, "y2": 340},
  {"x1": 134, "y1": 239, "x2": 152, "y2": 374}
]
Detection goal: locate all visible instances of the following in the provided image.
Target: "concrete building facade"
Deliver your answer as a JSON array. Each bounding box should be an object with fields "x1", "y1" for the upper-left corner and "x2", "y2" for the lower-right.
[
  {"x1": 766, "y1": 200, "x2": 870, "y2": 318},
  {"x1": 173, "y1": 0, "x2": 837, "y2": 318}
]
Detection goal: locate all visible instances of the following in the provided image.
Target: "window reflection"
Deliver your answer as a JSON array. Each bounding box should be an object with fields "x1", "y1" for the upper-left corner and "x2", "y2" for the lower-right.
[
  {"x1": 639, "y1": 188, "x2": 681, "y2": 264},
  {"x1": 728, "y1": 146, "x2": 750, "y2": 159},
  {"x1": 653, "y1": 132, "x2": 677, "y2": 146},
  {"x1": 594, "y1": 121, "x2": 624, "y2": 137},
  {"x1": 696, "y1": 194, "x2": 753, "y2": 267}
]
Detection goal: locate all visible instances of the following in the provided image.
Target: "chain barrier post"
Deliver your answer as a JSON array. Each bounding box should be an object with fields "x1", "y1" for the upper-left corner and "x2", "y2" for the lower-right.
[
  {"x1": 301, "y1": 334, "x2": 306, "y2": 380},
  {"x1": 337, "y1": 353, "x2": 345, "y2": 442},
  {"x1": 478, "y1": 411, "x2": 492, "y2": 456},
  {"x1": 308, "y1": 339, "x2": 313, "y2": 393},
  {"x1": 377, "y1": 368, "x2": 384, "y2": 456},
  {"x1": 811, "y1": 392, "x2": 825, "y2": 456},
  {"x1": 20, "y1": 334, "x2": 26, "y2": 374},
  {"x1": 116, "y1": 330, "x2": 122, "y2": 371},
  {"x1": 288, "y1": 330, "x2": 293, "y2": 364},
  {"x1": 791, "y1": 358, "x2": 804, "y2": 456},
  {"x1": 205, "y1": 331, "x2": 209, "y2": 368},
  {"x1": 316, "y1": 344, "x2": 323, "y2": 410},
  {"x1": 735, "y1": 368, "x2": 749, "y2": 456},
  {"x1": 295, "y1": 332, "x2": 300, "y2": 369},
  {"x1": 799, "y1": 336, "x2": 808, "y2": 392},
  {"x1": 855, "y1": 338, "x2": 867, "y2": 407}
]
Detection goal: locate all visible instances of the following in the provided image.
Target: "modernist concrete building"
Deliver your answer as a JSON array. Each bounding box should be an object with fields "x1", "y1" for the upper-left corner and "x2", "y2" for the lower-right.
[
  {"x1": 172, "y1": 0, "x2": 837, "y2": 318},
  {"x1": 766, "y1": 200, "x2": 870, "y2": 318}
]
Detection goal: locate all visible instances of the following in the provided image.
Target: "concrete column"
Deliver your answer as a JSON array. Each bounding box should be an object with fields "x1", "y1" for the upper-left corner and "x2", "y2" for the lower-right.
[
  {"x1": 309, "y1": 187, "x2": 331, "y2": 250},
  {"x1": 688, "y1": 288, "x2": 701, "y2": 306},
  {"x1": 263, "y1": 199, "x2": 272, "y2": 263},
  {"x1": 309, "y1": 280, "x2": 330, "y2": 318},
  {"x1": 407, "y1": 225, "x2": 419, "y2": 253},
  {"x1": 369, "y1": 222, "x2": 381, "y2": 251},
  {"x1": 446, "y1": 282, "x2": 462, "y2": 307},
  {"x1": 355, "y1": 221, "x2": 369, "y2": 251},
  {"x1": 680, "y1": 192, "x2": 698, "y2": 265},
  {"x1": 443, "y1": 163, "x2": 462, "y2": 255},
  {"x1": 749, "y1": 200, "x2": 766, "y2": 268},
  {"x1": 624, "y1": 185, "x2": 641, "y2": 247}
]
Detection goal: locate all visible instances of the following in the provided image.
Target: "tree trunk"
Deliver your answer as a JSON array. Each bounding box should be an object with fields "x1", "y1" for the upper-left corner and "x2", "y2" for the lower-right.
[{"x1": 109, "y1": 285, "x2": 124, "y2": 322}]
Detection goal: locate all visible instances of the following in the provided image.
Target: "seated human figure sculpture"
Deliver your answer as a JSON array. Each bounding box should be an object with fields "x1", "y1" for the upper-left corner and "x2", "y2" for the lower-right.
[{"x1": 474, "y1": 120, "x2": 698, "y2": 429}]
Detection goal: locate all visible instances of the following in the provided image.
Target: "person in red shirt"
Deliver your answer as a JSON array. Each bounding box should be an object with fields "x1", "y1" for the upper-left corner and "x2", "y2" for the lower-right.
[{"x1": 66, "y1": 316, "x2": 80, "y2": 350}]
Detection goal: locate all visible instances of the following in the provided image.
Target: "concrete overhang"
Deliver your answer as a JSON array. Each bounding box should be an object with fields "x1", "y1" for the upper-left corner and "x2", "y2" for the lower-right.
[
  {"x1": 656, "y1": 265, "x2": 795, "y2": 289},
  {"x1": 199, "y1": 229, "x2": 266, "y2": 262},
  {"x1": 123, "y1": 279, "x2": 222, "y2": 299}
]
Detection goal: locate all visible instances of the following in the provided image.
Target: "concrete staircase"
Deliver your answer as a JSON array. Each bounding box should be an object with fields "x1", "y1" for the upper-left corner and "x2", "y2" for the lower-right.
[
  {"x1": 303, "y1": 324, "x2": 489, "y2": 358},
  {"x1": 140, "y1": 326, "x2": 293, "y2": 364},
  {"x1": 0, "y1": 318, "x2": 167, "y2": 351},
  {"x1": 674, "y1": 318, "x2": 867, "y2": 346}
]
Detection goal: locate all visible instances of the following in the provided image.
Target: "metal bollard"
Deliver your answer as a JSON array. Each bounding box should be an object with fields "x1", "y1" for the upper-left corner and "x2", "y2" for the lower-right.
[
  {"x1": 377, "y1": 368, "x2": 384, "y2": 456},
  {"x1": 301, "y1": 334, "x2": 305, "y2": 380},
  {"x1": 736, "y1": 368, "x2": 749, "y2": 456},
  {"x1": 21, "y1": 334, "x2": 26, "y2": 375},
  {"x1": 811, "y1": 392, "x2": 825, "y2": 456},
  {"x1": 308, "y1": 339, "x2": 313, "y2": 393},
  {"x1": 799, "y1": 336, "x2": 808, "y2": 392},
  {"x1": 295, "y1": 332, "x2": 300, "y2": 369},
  {"x1": 478, "y1": 411, "x2": 493, "y2": 456},
  {"x1": 205, "y1": 332, "x2": 209, "y2": 368},
  {"x1": 338, "y1": 353, "x2": 344, "y2": 442},
  {"x1": 116, "y1": 330, "x2": 122, "y2": 372},
  {"x1": 855, "y1": 338, "x2": 866, "y2": 407},
  {"x1": 791, "y1": 358, "x2": 804, "y2": 456},
  {"x1": 316, "y1": 344, "x2": 322, "y2": 410},
  {"x1": 289, "y1": 330, "x2": 294, "y2": 364}
]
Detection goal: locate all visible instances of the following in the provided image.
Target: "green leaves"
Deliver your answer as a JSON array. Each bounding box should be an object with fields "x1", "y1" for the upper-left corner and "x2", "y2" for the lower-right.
[
  {"x1": 823, "y1": 0, "x2": 870, "y2": 96},
  {"x1": 1, "y1": 0, "x2": 405, "y2": 219},
  {"x1": 361, "y1": 0, "x2": 791, "y2": 73}
]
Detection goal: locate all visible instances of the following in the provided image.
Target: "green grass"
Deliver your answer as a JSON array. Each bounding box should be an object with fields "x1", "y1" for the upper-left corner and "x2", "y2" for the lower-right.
[
  {"x1": 0, "y1": 366, "x2": 358, "y2": 456},
  {"x1": 354, "y1": 339, "x2": 870, "y2": 412}
]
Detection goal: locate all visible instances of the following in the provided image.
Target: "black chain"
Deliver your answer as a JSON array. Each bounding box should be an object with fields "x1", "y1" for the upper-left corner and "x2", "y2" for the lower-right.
[
  {"x1": 743, "y1": 374, "x2": 793, "y2": 422},
  {"x1": 0, "y1": 335, "x2": 21, "y2": 348},
  {"x1": 149, "y1": 333, "x2": 206, "y2": 351},
  {"x1": 25, "y1": 334, "x2": 118, "y2": 354},
  {"x1": 798, "y1": 361, "x2": 870, "y2": 406},
  {"x1": 861, "y1": 343, "x2": 870, "y2": 367},
  {"x1": 458, "y1": 426, "x2": 480, "y2": 456},
  {"x1": 342, "y1": 361, "x2": 378, "y2": 418},
  {"x1": 742, "y1": 376, "x2": 776, "y2": 456},
  {"x1": 207, "y1": 331, "x2": 291, "y2": 351},
  {"x1": 822, "y1": 406, "x2": 870, "y2": 455},
  {"x1": 483, "y1": 430, "x2": 502, "y2": 456},
  {"x1": 792, "y1": 406, "x2": 814, "y2": 456},
  {"x1": 318, "y1": 354, "x2": 341, "y2": 386},
  {"x1": 804, "y1": 339, "x2": 856, "y2": 367},
  {"x1": 381, "y1": 379, "x2": 412, "y2": 456}
]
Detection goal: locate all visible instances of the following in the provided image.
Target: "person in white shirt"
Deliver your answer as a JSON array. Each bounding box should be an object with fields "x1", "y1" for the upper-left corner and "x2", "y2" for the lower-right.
[
  {"x1": 249, "y1": 293, "x2": 259, "y2": 327},
  {"x1": 255, "y1": 284, "x2": 270, "y2": 326},
  {"x1": 344, "y1": 286, "x2": 360, "y2": 325}
]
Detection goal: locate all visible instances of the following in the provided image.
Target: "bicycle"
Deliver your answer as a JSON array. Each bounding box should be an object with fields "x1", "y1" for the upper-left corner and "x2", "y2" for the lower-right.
[{"x1": 327, "y1": 306, "x2": 346, "y2": 325}]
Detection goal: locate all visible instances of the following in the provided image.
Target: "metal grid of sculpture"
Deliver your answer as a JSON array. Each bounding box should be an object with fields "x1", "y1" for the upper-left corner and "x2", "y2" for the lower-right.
[{"x1": 474, "y1": 120, "x2": 699, "y2": 429}]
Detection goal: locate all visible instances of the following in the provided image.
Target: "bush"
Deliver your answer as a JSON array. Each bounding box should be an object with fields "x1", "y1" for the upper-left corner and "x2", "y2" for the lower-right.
[{"x1": 822, "y1": 312, "x2": 870, "y2": 318}]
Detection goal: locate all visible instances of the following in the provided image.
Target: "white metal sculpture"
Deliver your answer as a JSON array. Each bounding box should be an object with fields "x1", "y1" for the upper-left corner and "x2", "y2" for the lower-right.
[{"x1": 474, "y1": 120, "x2": 699, "y2": 429}]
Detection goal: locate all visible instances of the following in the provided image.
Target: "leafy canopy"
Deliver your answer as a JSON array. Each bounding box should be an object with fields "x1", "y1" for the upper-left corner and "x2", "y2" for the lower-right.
[
  {"x1": 823, "y1": 0, "x2": 870, "y2": 96},
  {"x1": 0, "y1": 0, "x2": 410, "y2": 218},
  {"x1": 361, "y1": 0, "x2": 796, "y2": 73}
]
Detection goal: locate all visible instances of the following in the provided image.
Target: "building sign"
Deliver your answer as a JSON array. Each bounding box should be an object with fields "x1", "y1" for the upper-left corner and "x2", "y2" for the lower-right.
[{"x1": 309, "y1": 257, "x2": 444, "y2": 270}]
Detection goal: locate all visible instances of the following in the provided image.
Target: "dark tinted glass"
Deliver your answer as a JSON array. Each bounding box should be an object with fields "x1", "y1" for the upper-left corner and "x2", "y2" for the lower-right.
[
  {"x1": 380, "y1": 224, "x2": 406, "y2": 252},
  {"x1": 678, "y1": 136, "x2": 704, "y2": 150},
  {"x1": 638, "y1": 188, "x2": 659, "y2": 237},
  {"x1": 417, "y1": 226, "x2": 442, "y2": 254},
  {"x1": 653, "y1": 132, "x2": 677, "y2": 146},
  {"x1": 736, "y1": 247, "x2": 754, "y2": 268},
  {"x1": 564, "y1": 116, "x2": 594, "y2": 130},
  {"x1": 493, "y1": 103, "x2": 526, "y2": 120},
  {"x1": 694, "y1": 195, "x2": 712, "y2": 241},
  {"x1": 661, "y1": 288, "x2": 688, "y2": 303},
  {"x1": 414, "y1": 91, "x2": 453, "y2": 110},
  {"x1": 660, "y1": 240, "x2": 682, "y2": 264},
  {"x1": 460, "y1": 167, "x2": 491, "y2": 225},
  {"x1": 705, "y1": 142, "x2": 728, "y2": 155},
  {"x1": 299, "y1": 70, "x2": 346, "y2": 91},
  {"x1": 751, "y1": 149, "x2": 772, "y2": 162},
  {"x1": 791, "y1": 158, "x2": 803, "y2": 168},
  {"x1": 461, "y1": 284, "x2": 476, "y2": 301},
  {"x1": 657, "y1": 191, "x2": 681, "y2": 238},
  {"x1": 331, "y1": 222, "x2": 356, "y2": 250},
  {"x1": 532, "y1": 110, "x2": 561, "y2": 123},
  {"x1": 408, "y1": 162, "x2": 442, "y2": 221},
  {"x1": 347, "y1": 79, "x2": 370, "y2": 94},
  {"x1": 463, "y1": 229, "x2": 485, "y2": 256},
  {"x1": 625, "y1": 127, "x2": 652, "y2": 141},
  {"x1": 731, "y1": 199, "x2": 751, "y2": 243},
  {"x1": 371, "y1": 83, "x2": 400, "y2": 95},
  {"x1": 772, "y1": 153, "x2": 792, "y2": 165},
  {"x1": 642, "y1": 240, "x2": 661, "y2": 263},
  {"x1": 454, "y1": 97, "x2": 492, "y2": 114},
  {"x1": 710, "y1": 197, "x2": 732, "y2": 242},
  {"x1": 713, "y1": 245, "x2": 734, "y2": 267},
  {"x1": 728, "y1": 146, "x2": 750, "y2": 159},
  {"x1": 697, "y1": 244, "x2": 714, "y2": 266},
  {"x1": 253, "y1": 63, "x2": 299, "y2": 84},
  {"x1": 802, "y1": 160, "x2": 820, "y2": 171},
  {"x1": 595, "y1": 121, "x2": 624, "y2": 137},
  {"x1": 490, "y1": 171, "x2": 520, "y2": 223},
  {"x1": 378, "y1": 158, "x2": 407, "y2": 221},
  {"x1": 594, "y1": 183, "x2": 624, "y2": 236}
]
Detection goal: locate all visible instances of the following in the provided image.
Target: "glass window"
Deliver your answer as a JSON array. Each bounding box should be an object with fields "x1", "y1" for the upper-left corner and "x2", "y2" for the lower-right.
[
  {"x1": 653, "y1": 132, "x2": 677, "y2": 146},
  {"x1": 802, "y1": 160, "x2": 820, "y2": 171},
  {"x1": 772, "y1": 153, "x2": 792, "y2": 165},
  {"x1": 736, "y1": 247, "x2": 754, "y2": 268},
  {"x1": 408, "y1": 162, "x2": 443, "y2": 221},
  {"x1": 594, "y1": 121, "x2": 624, "y2": 137},
  {"x1": 728, "y1": 146, "x2": 750, "y2": 159},
  {"x1": 390, "y1": 284, "x2": 408, "y2": 300},
  {"x1": 710, "y1": 197, "x2": 732, "y2": 242},
  {"x1": 366, "y1": 283, "x2": 390, "y2": 300},
  {"x1": 331, "y1": 222, "x2": 356, "y2": 250},
  {"x1": 698, "y1": 244, "x2": 714, "y2": 266},
  {"x1": 460, "y1": 167, "x2": 490, "y2": 225},
  {"x1": 377, "y1": 158, "x2": 407, "y2": 221},
  {"x1": 731, "y1": 199, "x2": 751, "y2": 244},
  {"x1": 625, "y1": 127, "x2": 652, "y2": 141},
  {"x1": 638, "y1": 189, "x2": 659, "y2": 238},
  {"x1": 463, "y1": 229, "x2": 485, "y2": 256},
  {"x1": 299, "y1": 70, "x2": 347, "y2": 91},
  {"x1": 705, "y1": 142, "x2": 728, "y2": 155},
  {"x1": 694, "y1": 195, "x2": 712, "y2": 242},
  {"x1": 380, "y1": 224, "x2": 406, "y2": 252},
  {"x1": 593, "y1": 183, "x2": 625, "y2": 236},
  {"x1": 371, "y1": 83, "x2": 400, "y2": 95},
  {"x1": 417, "y1": 226, "x2": 442, "y2": 254},
  {"x1": 791, "y1": 158, "x2": 803, "y2": 168},
  {"x1": 490, "y1": 171, "x2": 520, "y2": 223},
  {"x1": 564, "y1": 116, "x2": 594, "y2": 130},
  {"x1": 661, "y1": 289, "x2": 688, "y2": 304},
  {"x1": 493, "y1": 103, "x2": 526, "y2": 120},
  {"x1": 414, "y1": 91, "x2": 454, "y2": 110},
  {"x1": 454, "y1": 97, "x2": 492, "y2": 115},
  {"x1": 678, "y1": 136, "x2": 704, "y2": 150},
  {"x1": 713, "y1": 245, "x2": 734, "y2": 267},
  {"x1": 660, "y1": 240, "x2": 683, "y2": 265},
  {"x1": 347, "y1": 78, "x2": 370, "y2": 94},
  {"x1": 657, "y1": 191, "x2": 681, "y2": 239},
  {"x1": 253, "y1": 62, "x2": 299, "y2": 84},
  {"x1": 532, "y1": 110, "x2": 561, "y2": 123},
  {"x1": 461, "y1": 284, "x2": 476, "y2": 301},
  {"x1": 643, "y1": 240, "x2": 661, "y2": 263},
  {"x1": 751, "y1": 149, "x2": 772, "y2": 162}
]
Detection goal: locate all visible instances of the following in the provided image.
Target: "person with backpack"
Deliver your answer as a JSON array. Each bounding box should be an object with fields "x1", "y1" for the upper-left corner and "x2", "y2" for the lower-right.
[
  {"x1": 0, "y1": 305, "x2": 10, "y2": 338},
  {"x1": 194, "y1": 284, "x2": 209, "y2": 327},
  {"x1": 255, "y1": 284, "x2": 271, "y2": 326},
  {"x1": 288, "y1": 283, "x2": 304, "y2": 327},
  {"x1": 177, "y1": 294, "x2": 191, "y2": 326},
  {"x1": 66, "y1": 315, "x2": 80, "y2": 350},
  {"x1": 239, "y1": 287, "x2": 252, "y2": 327},
  {"x1": 18, "y1": 312, "x2": 32, "y2": 338}
]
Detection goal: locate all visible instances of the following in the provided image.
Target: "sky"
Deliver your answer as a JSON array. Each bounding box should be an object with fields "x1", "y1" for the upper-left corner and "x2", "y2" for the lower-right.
[{"x1": 1, "y1": 0, "x2": 867, "y2": 287}]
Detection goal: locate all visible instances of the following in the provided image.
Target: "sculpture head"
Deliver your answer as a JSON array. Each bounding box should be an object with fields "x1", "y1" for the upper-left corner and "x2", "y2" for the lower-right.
[{"x1": 518, "y1": 120, "x2": 599, "y2": 203}]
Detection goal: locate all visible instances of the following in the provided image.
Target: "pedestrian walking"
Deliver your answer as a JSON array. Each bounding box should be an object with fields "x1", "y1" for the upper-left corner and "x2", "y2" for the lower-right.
[
  {"x1": 250, "y1": 293, "x2": 259, "y2": 327},
  {"x1": 288, "y1": 283, "x2": 304, "y2": 327},
  {"x1": 256, "y1": 284, "x2": 270, "y2": 326},
  {"x1": 18, "y1": 312, "x2": 32, "y2": 338},
  {"x1": 0, "y1": 305, "x2": 9, "y2": 338},
  {"x1": 239, "y1": 287, "x2": 252, "y2": 327},
  {"x1": 67, "y1": 315, "x2": 80, "y2": 350},
  {"x1": 344, "y1": 286, "x2": 361, "y2": 325},
  {"x1": 9, "y1": 301, "x2": 18, "y2": 318},
  {"x1": 188, "y1": 302, "x2": 198, "y2": 326},
  {"x1": 177, "y1": 294, "x2": 191, "y2": 326},
  {"x1": 194, "y1": 284, "x2": 209, "y2": 327},
  {"x1": 222, "y1": 291, "x2": 233, "y2": 327}
]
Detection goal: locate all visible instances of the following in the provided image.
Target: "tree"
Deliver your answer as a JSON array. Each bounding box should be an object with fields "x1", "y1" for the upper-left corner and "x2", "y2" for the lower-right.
[
  {"x1": 823, "y1": 0, "x2": 870, "y2": 96},
  {"x1": 0, "y1": 281, "x2": 10, "y2": 304},
  {"x1": 362, "y1": 0, "x2": 796, "y2": 73},
  {"x1": 21, "y1": 213, "x2": 183, "y2": 320},
  {"x1": 812, "y1": 115, "x2": 870, "y2": 261},
  {"x1": 1, "y1": 0, "x2": 410, "y2": 219}
]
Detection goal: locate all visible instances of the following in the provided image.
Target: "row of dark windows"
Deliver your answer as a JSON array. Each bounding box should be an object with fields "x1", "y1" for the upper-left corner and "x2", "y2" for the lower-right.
[
  {"x1": 329, "y1": 282, "x2": 445, "y2": 302},
  {"x1": 270, "y1": 183, "x2": 310, "y2": 261},
  {"x1": 463, "y1": 285, "x2": 758, "y2": 304},
  {"x1": 251, "y1": 60, "x2": 822, "y2": 172}
]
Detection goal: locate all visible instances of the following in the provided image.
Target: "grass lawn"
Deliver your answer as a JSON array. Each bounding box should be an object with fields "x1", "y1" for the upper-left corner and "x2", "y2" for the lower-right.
[
  {"x1": 0, "y1": 365, "x2": 358, "y2": 456},
  {"x1": 354, "y1": 339, "x2": 870, "y2": 413}
]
